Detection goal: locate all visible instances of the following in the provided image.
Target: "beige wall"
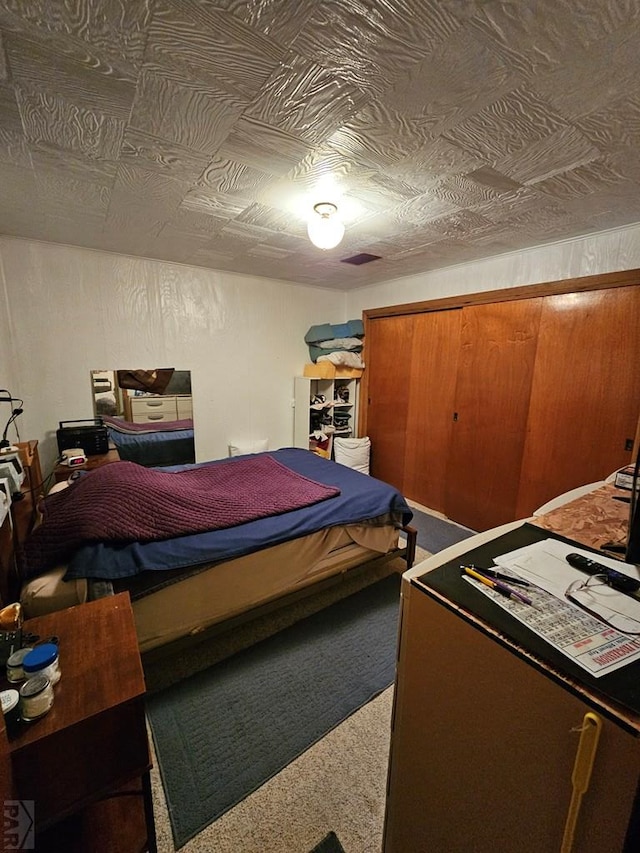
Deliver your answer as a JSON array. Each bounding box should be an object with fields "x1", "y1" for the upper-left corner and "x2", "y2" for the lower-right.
[
  {"x1": 346, "y1": 222, "x2": 640, "y2": 315},
  {"x1": 0, "y1": 238, "x2": 345, "y2": 474}
]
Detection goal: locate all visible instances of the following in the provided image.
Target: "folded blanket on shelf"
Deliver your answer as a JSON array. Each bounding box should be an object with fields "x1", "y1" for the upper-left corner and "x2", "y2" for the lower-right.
[
  {"x1": 304, "y1": 320, "x2": 364, "y2": 345},
  {"x1": 305, "y1": 320, "x2": 365, "y2": 362}
]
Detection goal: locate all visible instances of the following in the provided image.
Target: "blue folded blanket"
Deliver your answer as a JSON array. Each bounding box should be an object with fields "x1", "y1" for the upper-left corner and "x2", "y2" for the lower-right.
[{"x1": 304, "y1": 319, "x2": 364, "y2": 345}]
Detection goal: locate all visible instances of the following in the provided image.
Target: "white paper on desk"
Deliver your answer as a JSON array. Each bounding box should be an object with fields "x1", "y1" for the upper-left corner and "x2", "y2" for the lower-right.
[{"x1": 494, "y1": 539, "x2": 640, "y2": 635}]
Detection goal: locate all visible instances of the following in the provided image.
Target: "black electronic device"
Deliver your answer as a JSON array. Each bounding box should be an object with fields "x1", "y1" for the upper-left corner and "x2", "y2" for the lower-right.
[
  {"x1": 625, "y1": 454, "x2": 640, "y2": 565},
  {"x1": 0, "y1": 629, "x2": 22, "y2": 666},
  {"x1": 566, "y1": 552, "x2": 640, "y2": 594},
  {"x1": 56, "y1": 418, "x2": 109, "y2": 457}
]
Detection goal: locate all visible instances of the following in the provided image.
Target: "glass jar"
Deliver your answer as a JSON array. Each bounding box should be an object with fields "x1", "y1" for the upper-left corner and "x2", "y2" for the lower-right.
[
  {"x1": 22, "y1": 643, "x2": 61, "y2": 685},
  {"x1": 1, "y1": 688, "x2": 21, "y2": 735},
  {"x1": 6, "y1": 647, "x2": 33, "y2": 683},
  {"x1": 19, "y1": 675, "x2": 54, "y2": 721}
]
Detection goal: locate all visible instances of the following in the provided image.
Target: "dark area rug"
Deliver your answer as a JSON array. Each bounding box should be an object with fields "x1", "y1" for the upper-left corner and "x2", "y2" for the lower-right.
[
  {"x1": 310, "y1": 831, "x2": 346, "y2": 853},
  {"x1": 409, "y1": 506, "x2": 475, "y2": 553},
  {"x1": 147, "y1": 573, "x2": 402, "y2": 848}
]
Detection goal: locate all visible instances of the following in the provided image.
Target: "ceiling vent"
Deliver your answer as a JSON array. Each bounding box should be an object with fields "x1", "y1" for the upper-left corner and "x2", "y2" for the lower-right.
[{"x1": 340, "y1": 252, "x2": 382, "y2": 266}]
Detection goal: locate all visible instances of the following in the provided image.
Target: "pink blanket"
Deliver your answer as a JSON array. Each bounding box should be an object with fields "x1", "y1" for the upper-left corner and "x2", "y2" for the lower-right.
[{"x1": 25, "y1": 456, "x2": 340, "y2": 573}]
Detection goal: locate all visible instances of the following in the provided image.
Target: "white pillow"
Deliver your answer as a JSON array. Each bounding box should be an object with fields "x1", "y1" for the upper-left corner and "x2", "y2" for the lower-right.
[
  {"x1": 333, "y1": 437, "x2": 371, "y2": 475},
  {"x1": 228, "y1": 439, "x2": 269, "y2": 457}
]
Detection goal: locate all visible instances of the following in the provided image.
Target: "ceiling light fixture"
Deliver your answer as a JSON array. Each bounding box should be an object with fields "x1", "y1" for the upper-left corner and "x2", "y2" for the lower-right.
[{"x1": 307, "y1": 202, "x2": 345, "y2": 250}]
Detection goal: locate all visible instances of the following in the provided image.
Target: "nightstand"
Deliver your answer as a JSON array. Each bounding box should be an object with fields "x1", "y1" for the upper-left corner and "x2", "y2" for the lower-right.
[
  {"x1": 6, "y1": 593, "x2": 156, "y2": 852},
  {"x1": 53, "y1": 446, "x2": 121, "y2": 484}
]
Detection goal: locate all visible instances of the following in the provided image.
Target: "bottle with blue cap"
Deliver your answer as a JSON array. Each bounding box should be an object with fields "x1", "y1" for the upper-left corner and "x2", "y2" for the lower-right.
[{"x1": 22, "y1": 643, "x2": 61, "y2": 685}]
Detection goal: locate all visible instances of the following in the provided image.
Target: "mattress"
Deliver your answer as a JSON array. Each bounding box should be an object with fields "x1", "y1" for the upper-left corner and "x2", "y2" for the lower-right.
[
  {"x1": 21, "y1": 521, "x2": 401, "y2": 652},
  {"x1": 130, "y1": 521, "x2": 399, "y2": 653}
]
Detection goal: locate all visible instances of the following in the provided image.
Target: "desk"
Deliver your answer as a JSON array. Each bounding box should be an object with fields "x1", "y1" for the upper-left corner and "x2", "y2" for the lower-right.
[
  {"x1": 384, "y1": 502, "x2": 640, "y2": 853},
  {"x1": 52, "y1": 446, "x2": 120, "y2": 484},
  {"x1": 6, "y1": 593, "x2": 156, "y2": 852}
]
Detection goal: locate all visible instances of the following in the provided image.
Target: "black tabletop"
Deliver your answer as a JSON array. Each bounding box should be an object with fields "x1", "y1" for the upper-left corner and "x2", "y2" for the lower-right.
[{"x1": 415, "y1": 522, "x2": 640, "y2": 721}]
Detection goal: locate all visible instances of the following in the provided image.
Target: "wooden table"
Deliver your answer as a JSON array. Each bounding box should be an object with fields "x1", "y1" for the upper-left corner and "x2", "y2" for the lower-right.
[
  {"x1": 5, "y1": 593, "x2": 156, "y2": 852},
  {"x1": 52, "y1": 446, "x2": 121, "y2": 484}
]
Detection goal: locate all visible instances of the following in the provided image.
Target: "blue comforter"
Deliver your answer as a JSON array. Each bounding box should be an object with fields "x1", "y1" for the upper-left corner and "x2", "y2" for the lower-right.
[
  {"x1": 108, "y1": 426, "x2": 195, "y2": 467},
  {"x1": 64, "y1": 448, "x2": 412, "y2": 581}
]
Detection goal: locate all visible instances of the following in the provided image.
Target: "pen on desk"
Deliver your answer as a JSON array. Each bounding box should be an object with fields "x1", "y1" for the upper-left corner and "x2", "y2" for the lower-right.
[
  {"x1": 462, "y1": 566, "x2": 533, "y2": 606},
  {"x1": 471, "y1": 567, "x2": 530, "y2": 587}
]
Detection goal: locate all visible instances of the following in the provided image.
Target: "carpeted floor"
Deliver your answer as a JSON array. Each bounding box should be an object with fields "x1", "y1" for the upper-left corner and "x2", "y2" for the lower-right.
[
  {"x1": 147, "y1": 573, "x2": 402, "y2": 849},
  {"x1": 408, "y1": 504, "x2": 475, "y2": 553}
]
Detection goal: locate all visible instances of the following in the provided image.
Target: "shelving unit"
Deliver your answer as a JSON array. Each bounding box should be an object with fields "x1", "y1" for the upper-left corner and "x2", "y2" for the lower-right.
[{"x1": 294, "y1": 367, "x2": 361, "y2": 458}]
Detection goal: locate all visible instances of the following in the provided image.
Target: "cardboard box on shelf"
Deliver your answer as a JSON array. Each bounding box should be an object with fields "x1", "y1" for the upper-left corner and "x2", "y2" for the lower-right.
[{"x1": 303, "y1": 363, "x2": 363, "y2": 379}]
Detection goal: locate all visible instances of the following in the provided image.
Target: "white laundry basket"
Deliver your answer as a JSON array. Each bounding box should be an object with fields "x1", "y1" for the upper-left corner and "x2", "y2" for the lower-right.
[{"x1": 333, "y1": 436, "x2": 371, "y2": 475}]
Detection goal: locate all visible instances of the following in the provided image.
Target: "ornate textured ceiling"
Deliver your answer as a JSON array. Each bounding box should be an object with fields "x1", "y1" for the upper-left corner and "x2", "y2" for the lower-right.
[{"x1": 1, "y1": 1, "x2": 640, "y2": 290}]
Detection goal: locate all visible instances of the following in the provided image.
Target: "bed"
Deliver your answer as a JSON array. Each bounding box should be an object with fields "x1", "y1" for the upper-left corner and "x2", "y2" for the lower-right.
[
  {"x1": 19, "y1": 448, "x2": 416, "y2": 657},
  {"x1": 102, "y1": 414, "x2": 195, "y2": 467}
]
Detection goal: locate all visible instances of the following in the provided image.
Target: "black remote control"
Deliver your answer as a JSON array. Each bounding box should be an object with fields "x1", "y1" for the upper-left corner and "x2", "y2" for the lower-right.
[{"x1": 566, "y1": 553, "x2": 640, "y2": 594}]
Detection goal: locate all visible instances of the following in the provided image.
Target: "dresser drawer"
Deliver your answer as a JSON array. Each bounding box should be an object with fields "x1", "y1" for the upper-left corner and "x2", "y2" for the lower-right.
[
  {"x1": 129, "y1": 396, "x2": 177, "y2": 422},
  {"x1": 177, "y1": 398, "x2": 193, "y2": 420},
  {"x1": 132, "y1": 411, "x2": 179, "y2": 424}
]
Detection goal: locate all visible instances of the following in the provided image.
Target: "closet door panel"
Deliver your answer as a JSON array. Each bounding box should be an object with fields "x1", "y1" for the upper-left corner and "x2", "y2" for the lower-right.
[
  {"x1": 403, "y1": 309, "x2": 462, "y2": 513},
  {"x1": 366, "y1": 315, "x2": 415, "y2": 491},
  {"x1": 516, "y1": 287, "x2": 640, "y2": 518},
  {"x1": 445, "y1": 299, "x2": 543, "y2": 531}
]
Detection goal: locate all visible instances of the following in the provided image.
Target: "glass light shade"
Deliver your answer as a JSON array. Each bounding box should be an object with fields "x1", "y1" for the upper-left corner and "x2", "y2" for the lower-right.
[{"x1": 307, "y1": 203, "x2": 345, "y2": 250}]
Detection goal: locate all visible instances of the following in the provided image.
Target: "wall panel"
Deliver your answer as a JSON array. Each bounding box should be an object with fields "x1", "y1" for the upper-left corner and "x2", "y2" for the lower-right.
[
  {"x1": 346, "y1": 222, "x2": 640, "y2": 318},
  {"x1": 0, "y1": 238, "x2": 345, "y2": 474}
]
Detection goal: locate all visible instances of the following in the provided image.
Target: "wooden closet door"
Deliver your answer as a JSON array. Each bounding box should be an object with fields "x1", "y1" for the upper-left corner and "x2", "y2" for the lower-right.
[
  {"x1": 516, "y1": 286, "x2": 640, "y2": 518},
  {"x1": 365, "y1": 315, "x2": 415, "y2": 491},
  {"x1": 403, "y1": 309, "x2": 462, "y2": 513},
  {"x1": 445, "y1": 299, "x2": 543, "y2": 531}
]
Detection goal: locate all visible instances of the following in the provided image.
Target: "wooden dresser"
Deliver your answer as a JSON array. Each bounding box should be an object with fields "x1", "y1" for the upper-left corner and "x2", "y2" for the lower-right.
[
  {"x1": 124, "y1": 393, "x2": 192, "y2": 424},
  {"x1": 5, "y1": 593, "x2": 156, "y2": 852}
]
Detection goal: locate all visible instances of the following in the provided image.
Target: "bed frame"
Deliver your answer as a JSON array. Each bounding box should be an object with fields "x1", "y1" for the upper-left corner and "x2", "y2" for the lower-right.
[
  {"x1": 139, "y1": 523, "x2": 416, "y2": 669},
  {"x1": 138, "y1": 525, "x2": 416, "y2": 695},
  {"x1": 17, "y1": 523, "x2": 416, "y2": 673}
]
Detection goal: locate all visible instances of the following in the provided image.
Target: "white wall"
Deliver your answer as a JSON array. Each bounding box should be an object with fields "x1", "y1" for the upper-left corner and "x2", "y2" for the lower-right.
[
  {"x1": 0, "y1": 238, "x2": 345, "y2": 476},
  {"x1": 0, "y1": 250, "x2": 18, "y2": 398},
  {"x1": 346, "y1": 222, "x2": 640, "y2": 315}
]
